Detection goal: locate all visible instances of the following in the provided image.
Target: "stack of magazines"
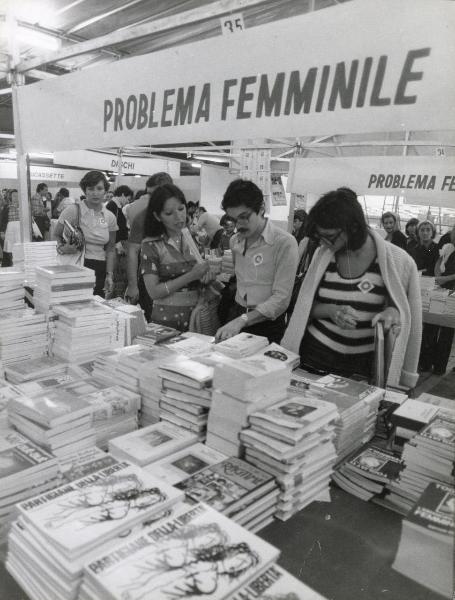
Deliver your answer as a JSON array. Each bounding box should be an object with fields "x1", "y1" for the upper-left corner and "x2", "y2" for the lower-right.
[
  {"x1": 0, "y1": 268, "x2": 25, "y2": 314},
  {"x1": 176, "y1": 456, "x2": 280, "y2": 532},
  {"x1": 6, "y1": 461, "x2": 183, "y2": 600},
  {"x1": 0, "y1": 309, "x2": 49, "y2": 367},
  {"x1": 241, "y1": 396, "x2": 338, "y2": 521},
  {"x1": 4, "y1": 355, "x2": 68, "y2": 384}
]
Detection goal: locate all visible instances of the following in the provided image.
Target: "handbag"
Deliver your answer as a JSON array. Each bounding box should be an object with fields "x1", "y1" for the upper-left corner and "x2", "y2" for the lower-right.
[{"x1": 56, "y1": 203, "x2": 86, "y2": 266}]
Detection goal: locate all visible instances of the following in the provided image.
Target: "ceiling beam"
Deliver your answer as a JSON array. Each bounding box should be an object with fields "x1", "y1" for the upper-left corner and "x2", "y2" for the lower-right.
[
  {"x1": 16, "y1": 0, "x2": 272, "y2": 73},
  {"x1": 67, "y1": 0, "x2": 146, "y2": 34}
]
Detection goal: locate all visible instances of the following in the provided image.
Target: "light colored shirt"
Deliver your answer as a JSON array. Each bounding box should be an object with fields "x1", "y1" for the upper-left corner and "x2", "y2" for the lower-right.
[
  {"x1": 124, "y1": 195, "x2": 149, "y2": 230},
  {"x1": 58, "y1": 201, "x2": 118, "y2": 261},
  {"x1": 230, "y1": 219, "x2": 298, "y2": 320}
]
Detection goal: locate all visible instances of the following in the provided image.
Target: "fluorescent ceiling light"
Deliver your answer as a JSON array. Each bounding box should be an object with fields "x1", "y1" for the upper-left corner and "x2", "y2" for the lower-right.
[
  {"x1": 0, "y1": 132, "x2": 14, "y2": 138},
  {"x1": 0, "y1": 154, "x2": 16, "y2": 160},
  {"x1": 29, "y1": 152, "x2": 54, "y2": 159},
  {"x1": 193, "y1": 154, "x2": 228, "y2": 163},
  {"x1": 17, "y1": 27, "x2": 60, "y2": 51},
  {"x1": 0, "y1": 88, "x2": 12, "y2": 96},
  {"x1": 191, "y1": 163, "x2": 201, "y2": 169}
]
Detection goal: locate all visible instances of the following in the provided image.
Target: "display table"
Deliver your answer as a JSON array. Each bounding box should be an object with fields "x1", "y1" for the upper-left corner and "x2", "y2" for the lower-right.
[
  {"x1": 422, "y1": 311, "x2": 455, "y2": 328},
  {"x1": 0, "y1": 486, "x2": 445, "y2": 600}
]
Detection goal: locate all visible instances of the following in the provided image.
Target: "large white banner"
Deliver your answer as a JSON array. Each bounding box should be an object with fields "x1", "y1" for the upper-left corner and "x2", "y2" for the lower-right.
[
  {"x1": 53, "y1": 150, "x2": 180, "y2": 177},
  {"x1": 288, "y1": 156, "x2": 455, "y2": 206},
  {"x1": 16, "y1": 0, "x2": 455, "y2": 153},
  {"x1": 0, "y1": 162, "x2": 86, "y2": 182}
]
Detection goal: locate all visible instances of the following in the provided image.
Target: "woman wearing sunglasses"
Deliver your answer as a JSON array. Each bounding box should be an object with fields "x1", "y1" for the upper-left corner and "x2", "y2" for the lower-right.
[{"x1": 282, "y1": 188, "x2": 421, "y2": 389}]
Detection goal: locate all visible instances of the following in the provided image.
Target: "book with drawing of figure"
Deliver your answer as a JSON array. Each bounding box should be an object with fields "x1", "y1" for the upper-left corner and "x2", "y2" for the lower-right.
[
  {"x1": 81, "y1": 502, "x2": 280, "y2": 600},
  {"x1": 176, "y1": 457, "x2": 276, "y2": 517},
  {"x1": 16, "y1": 461, "x2": 183, "y2": 559},
  {"x1": 108, "y1": 420, "x2": 198, "y2": 466},
  {"x1": 145, "y1": 443, "x2": 227, "y2": 485}
]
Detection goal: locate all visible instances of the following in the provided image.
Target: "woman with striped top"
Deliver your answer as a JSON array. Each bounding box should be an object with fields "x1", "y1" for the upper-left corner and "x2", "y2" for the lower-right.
[{"x1": 282, "y1": 188, "x2": 421, "y2": 387}]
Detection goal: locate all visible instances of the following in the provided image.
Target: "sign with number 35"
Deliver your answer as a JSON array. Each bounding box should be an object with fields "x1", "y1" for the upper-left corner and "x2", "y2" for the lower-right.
[{"x1": 220, "y1": 13, "x2": 245, "y2": 35}]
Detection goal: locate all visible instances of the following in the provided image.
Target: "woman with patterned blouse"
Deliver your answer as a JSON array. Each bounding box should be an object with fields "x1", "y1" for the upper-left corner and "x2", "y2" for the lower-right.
[{"x1": 141, "y1": 184, "x2": 210, "y2": 331}]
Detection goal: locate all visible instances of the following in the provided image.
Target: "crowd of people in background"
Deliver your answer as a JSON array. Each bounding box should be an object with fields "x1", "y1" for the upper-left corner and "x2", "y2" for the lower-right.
[{"x1": 1, "y1": 176, "x2": 455, "y2": 383}]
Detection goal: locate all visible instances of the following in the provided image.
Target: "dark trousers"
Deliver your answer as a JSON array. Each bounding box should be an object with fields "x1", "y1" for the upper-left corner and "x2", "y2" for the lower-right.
[
  {"x1": 84, "y1": 258, "x2": 106, "y2": 298},
  {"x1": 420, "y1": 323, "x2": 455, "y2": 374},
  {"x1": 231, "y1": 302, "x2": 286, "y2": 344}
]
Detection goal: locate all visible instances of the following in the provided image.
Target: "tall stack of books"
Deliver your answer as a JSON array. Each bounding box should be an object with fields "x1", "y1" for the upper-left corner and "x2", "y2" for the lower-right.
[
  {"x1": 95, "y1": 297, "x2": 148, "y2": 345},
  {"x1": 34, "y1": 265, "x2": 95, "y2": 313},
  {"x1": 332, "y1": 443, "x2": 405, "y2": 512},
  {"x1": 0, "y1": 268, "x2": 25, "y2": 314},
  {"x1": 0, "y1": 309, "x2": 49, "y2": 367},
  {"x1": 395, "y1": 413, "x2": 455, "y2": 509},
  {"x1": 7, "y1": 387, "x2": 96, "y2": 459},
  {"x1": 241, "y1": 396, "x2": 338, "y2": 521},
  {"x1": 144, "y1": 442, "x2": 227, "y2": 485},
  {"x1": 0, "y1": 431, "x2": 59, "y2": 543},
  {"x1": 176, "y1": 457, "x2": 280, "y2": 532},
  {"x1": 207, "y1": 345, "x2": 297, "y2": 456},
  {"x1": 22, "y1": 241, "x2": 58, "y2": 285},
  {"x1": 393, "y1": 481, "x2": 454, "y2": 598},
  {"x1": 51, "y1": 301, "x2": 119, "y2": 362},
  {"x1": 109, "y1": 420, "x2": 198, "y2": 466},
  {"x1": 158, "y1": 356, "x2": 214, "y2": 439},
  {"x1": 289, "y1": 370, "x2": 383, "y2": 461},
  {"x1": 78, "y1": 503, "x2": 280, "y2": 600},
  {"x1": 6, "y1": 461, "x2": 184, "y2": 600}
]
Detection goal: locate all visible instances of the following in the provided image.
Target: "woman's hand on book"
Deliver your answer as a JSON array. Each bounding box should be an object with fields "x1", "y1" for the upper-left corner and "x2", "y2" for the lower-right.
[
  {"x1": 190, "y1": 262, "x2": 210, "y2": 281},
  {"x1": 371, "y1": 307, "x2": 400, "y2": 332}
]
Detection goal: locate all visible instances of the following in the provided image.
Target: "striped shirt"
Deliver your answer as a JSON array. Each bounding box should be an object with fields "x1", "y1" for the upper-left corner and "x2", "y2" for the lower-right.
[{"x1": 307, "y1": 258, "x2": 387, "y2": 355}]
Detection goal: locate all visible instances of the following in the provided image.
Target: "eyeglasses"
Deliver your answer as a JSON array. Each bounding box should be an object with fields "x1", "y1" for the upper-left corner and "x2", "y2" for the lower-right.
[
  {"x1": 313, "y1": 229, "x2": 343, "y2": 245},
  {"x1": 229, "y1": 210, "x2": 255, "y2": 224}
]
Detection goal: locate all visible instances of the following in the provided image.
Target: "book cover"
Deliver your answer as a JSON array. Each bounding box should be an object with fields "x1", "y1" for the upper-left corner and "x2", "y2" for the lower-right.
[
  {"x1": 418, "y1": 418, "x2": 455, "y2": 447},
  {"x1": 0, "y1": 431, "x2": 56, "y2": 484},
  {"x1": 158, "y1": 356, "x2": 214, "y2": 387},
  {"x1": 83, "y1": 503, "x2": 279, "y2": 600},
  {"x1": 215, "y1": 332, "x2": 269, "y2": 357},
  {"x1": 230, "y1": 564, "x2": 326, "y2": 600},
  {"x1": 17, "y1": 462, "x2": 183, "y2": 558},
  {"x1": 391, "y1": 399, "x2": 439, "y2": 430},
  {"x1": 250, "y1": 396, "x2": 338, "y2": 431},
  {"x1": 146, "y1": 443, "x2": 227, "y2": 485},
  {"x1": 346, "y1": 445, "x2": 404, "y2": 483},
  {"x1": 406, "y1": 482, "x2": 454, "y2": 537},
  {"x1": 8, "y1": 390, "x2": 93, "y2": 427},
  {"x1": 109, "y1": 421, "x2": 198, "y2": 465},
  {"x1": 176, "y1": 457, "x2": 275, "y2": 514}
]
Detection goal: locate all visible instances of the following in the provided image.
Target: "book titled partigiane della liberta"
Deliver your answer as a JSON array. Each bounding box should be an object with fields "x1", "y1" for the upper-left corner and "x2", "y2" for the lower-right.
[{"x1": 81, "y1": 502, "x2": 280, "y2": 600}]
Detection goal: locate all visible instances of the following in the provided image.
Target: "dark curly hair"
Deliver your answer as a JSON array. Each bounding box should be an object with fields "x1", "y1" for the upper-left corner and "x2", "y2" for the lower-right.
[
  {"x1": 221, "y1": 179, "x2": 263, "y2": 213},
  {"x1": 143, "y1": 184, "x2": 187, "y2": 238},
  {"x1": 79, "y1": 170, "x2": 109, "y2": 192},
  {"x1": 306, "y1": 187, "x2": 368, "y2": 251}
]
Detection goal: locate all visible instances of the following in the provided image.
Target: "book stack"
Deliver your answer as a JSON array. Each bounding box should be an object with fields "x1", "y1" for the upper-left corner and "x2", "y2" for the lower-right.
[
  {"x1": 419, "y1": 275, "x2": 435, "y2": 311},
  {"x1": 158, "y1": 355, "x2": 214, "y2": 439},
  {"x1": 0, "y1": 268, "x2": 25, "y2": 314},
  {"x1": 0, "y1": 308, "x2": 49, "y2": 367},
  {"x1": 109, "y1": 420, "x2": 198, "y2": 466},
  {"x1": 396, "y1": 414, "x2": 455, "y2": 508},
  {"x1": 7, "y1": 387, "x2": 96, "y2": 459},
  {"x1": 162, "y1": 331, "x2": 214, "y2": 357},
  {"x1": 6, "y1": 461, "x2": 184, "y2": 600},
  {"x1": 376, "y1": 388, "x2": 408, "y2": 439},
  {"x1": 95, "y1": 297, "x2": 148, "y2": 345},
  {"x1": 390, "y1": 398, "x2": 439, "y2": 451},
  {"x1": 429, "y1": 287, "x2": 450, "y2": 314},
  {"x1": 86, "y1": 386, "x2": 141, "y2": 449},
  {"x1": 393, "y1": 481, "x2": 454, "y2": 598},
  {"x1": 79, "y1": 503, "x2": 280, "y2": 600},
  {"x1": 289, "y1": 370, "x2": 383, "y2": 461},
  {"x1": 445, "y1": 290, "x2": 455, "y2": 315},
  {"x1": 332, "y1": 443, "x2": 404, "y2": 511},
  {"x1": 215, "y1": 331, "x2": 269, "y2": 359},
  {"x1": 176, "y1": 457, "x2": 280, "y2": 532},
  {"x1": 241, "y1": 396, "x2": 338, "y2": 521},
  {"x1": 207, "y1": 346, "x2": 297, "y2": 456},
  {"x1": 22, "y1": 241, "x2": 58, "y2": 285},
  {"x1": 133, "y1": 321, "x2": 180, "y2": 346},
  {"x1": 144, "y1": 442, "x2": 227, "y2": 485},
  {"x1": 231, "y1": 564, "x2": 327, "y2": 600},
  {"x1": 51, "y1": 300, "x2": 119, "y2": 362},
  {"x1": 0, "y1": 430, "x2": 59, "y2": 544},
  {"x1": 34, "y1": 265, "x2": 95, "y2": 313},
  {"x1": 221, "y1": 248, "x2": 235, "y2": 275},
  {"x1": 4, "y1": 355, "x2": 68, "y2": 384}
]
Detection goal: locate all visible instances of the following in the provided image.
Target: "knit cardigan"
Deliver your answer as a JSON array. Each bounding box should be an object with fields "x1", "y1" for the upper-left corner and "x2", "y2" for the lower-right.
[{"x1": 282, "y1": 229, "x2": 422, "y2": 389}]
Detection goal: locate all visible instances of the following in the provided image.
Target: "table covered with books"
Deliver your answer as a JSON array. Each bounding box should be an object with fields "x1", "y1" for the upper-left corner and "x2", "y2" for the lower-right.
[{"x1": 0, "y1": 263, "x2": 453, "y2": 600}]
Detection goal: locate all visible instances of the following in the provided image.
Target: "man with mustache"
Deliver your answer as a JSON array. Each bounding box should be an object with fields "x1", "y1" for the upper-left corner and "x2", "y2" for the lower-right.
[{"x1": 215, "y1": 179, "x2": 298, "y2": 344}]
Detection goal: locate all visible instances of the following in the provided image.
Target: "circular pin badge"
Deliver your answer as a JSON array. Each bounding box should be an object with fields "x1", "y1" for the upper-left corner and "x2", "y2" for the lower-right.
[{"x1": 253, "y1": 253, "x2": 263, "y2": 265}]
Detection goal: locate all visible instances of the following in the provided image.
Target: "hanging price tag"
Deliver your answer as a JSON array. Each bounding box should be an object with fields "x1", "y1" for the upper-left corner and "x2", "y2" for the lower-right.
[{"x1": 220, "y1": 13, "x2": 245, "y2": 35}]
